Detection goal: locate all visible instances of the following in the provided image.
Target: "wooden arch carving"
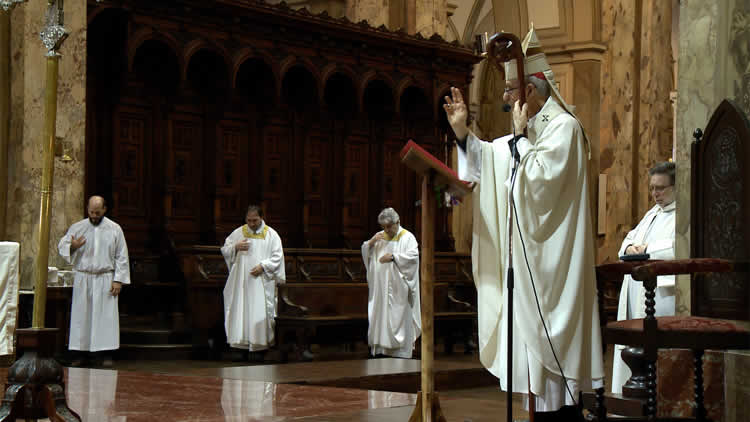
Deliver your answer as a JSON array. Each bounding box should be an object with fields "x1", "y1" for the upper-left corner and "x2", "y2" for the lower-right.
[
  {"x1": 127, "y1": 27, "x2": 183, "y2": 75},
  {"x1": 181, "y1": 39, "x2": 233, "y2": 84}
]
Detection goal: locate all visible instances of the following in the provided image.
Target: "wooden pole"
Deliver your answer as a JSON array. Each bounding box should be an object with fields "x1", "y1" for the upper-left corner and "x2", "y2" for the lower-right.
[
  {"x1": 420, "y1": 173, "x2": 435, "y2": 422},
  {"x1": 408, "y1": 171, "x2": 446, "y2": 422}
]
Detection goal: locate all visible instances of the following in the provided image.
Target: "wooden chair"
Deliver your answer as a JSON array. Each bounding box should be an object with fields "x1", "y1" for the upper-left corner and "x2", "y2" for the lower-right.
[{"x1": 590, "y1": 99, "x2": 750, "y2": 421}]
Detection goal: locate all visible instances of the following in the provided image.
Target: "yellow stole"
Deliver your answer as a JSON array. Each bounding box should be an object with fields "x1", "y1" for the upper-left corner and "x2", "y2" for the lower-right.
[
  {"x1": 384, "y1": 229, "x2": 405, "y2": 242},
  {"x1": 242, "y1": 224, "x2": 268, "y2": 239}
]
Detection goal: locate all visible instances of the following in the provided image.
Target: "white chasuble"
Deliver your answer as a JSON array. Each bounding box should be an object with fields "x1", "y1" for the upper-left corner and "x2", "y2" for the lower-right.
[
  {"x1": 58, "y1": 217, "x2": 130, "y2": 352},
  {"x1": 611, "y1": 201, "x2": 675, "y2": 394},
  {"x1": 457, "y1": 97, "x2": 604, "y2": 411},
  {"x1": 222, "y1": 222, "x2": 285, "y2": 351},
  {"x1": 361, "y1": 228, "x2": 421, "y2": 358}
]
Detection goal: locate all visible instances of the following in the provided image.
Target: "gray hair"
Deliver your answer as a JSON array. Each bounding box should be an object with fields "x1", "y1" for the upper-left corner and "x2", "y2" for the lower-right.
[
  {"x1": 377, "y1": 207, "x2": 400, "y2": 225},
  {"x1": 648, "y1": 161, "x2": 676, "y2": 186},
  {"x1": 528, "y1": 75, "x2": 551, "y2": 99}
]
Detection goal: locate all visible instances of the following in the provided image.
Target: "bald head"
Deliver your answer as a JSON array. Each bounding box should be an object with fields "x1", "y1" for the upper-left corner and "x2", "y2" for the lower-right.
[{"x1": 87, "y1": 196, "x2": 107, "y2": 225}]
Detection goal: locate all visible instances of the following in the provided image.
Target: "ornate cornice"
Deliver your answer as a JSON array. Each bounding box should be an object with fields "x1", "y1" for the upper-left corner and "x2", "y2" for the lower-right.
[{"x1": 91, "y1": 0, "x2": 480, "y2": 65}]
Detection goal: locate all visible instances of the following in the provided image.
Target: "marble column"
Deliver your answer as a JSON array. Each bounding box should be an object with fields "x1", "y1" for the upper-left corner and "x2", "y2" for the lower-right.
[{"x1": 7, "y1": 0, "x2": 86, "y2": 289}]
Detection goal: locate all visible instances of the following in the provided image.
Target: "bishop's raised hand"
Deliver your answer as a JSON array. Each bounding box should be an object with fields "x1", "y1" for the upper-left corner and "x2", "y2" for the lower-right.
[{"x1": 443, "y1": 87, "x2": 469, "y2": 141}]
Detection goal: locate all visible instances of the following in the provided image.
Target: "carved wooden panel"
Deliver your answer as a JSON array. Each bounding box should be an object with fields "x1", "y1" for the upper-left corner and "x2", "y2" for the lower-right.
[
  {"x1": 342, "y1": 134, "x2": 369, "y2": 245},
  {"x1": 297, "y1": 256, "x2": 341, "y2": 282},
  {"x1": 112, "y1": 106, "x2": 150, "y2": 219},
  {"x1": 166, "y1": 114, "x2": 203, "y2": 236},
  {"x1": 216, "y1": 120, "x2": 248, "y2": 232},
  {"x1": 692, "y1": 100, "x2": 750, "y2": 321},
  {"x1": 262, "y1": 122, "x2": 293, "y2": 238},
  {"x1": 304, "y1": 129, "x2": 331, "y2": 246}
]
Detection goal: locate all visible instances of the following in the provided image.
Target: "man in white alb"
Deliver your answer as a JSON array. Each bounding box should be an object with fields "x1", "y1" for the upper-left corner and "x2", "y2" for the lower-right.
[
  {"x1": 443, "y1": 26, "x2": 604, "y2": 420},
  {"x1": 58, "y1": 195, "x2": 130, "y2": 367},
  {"x1": 611, "y1": 162, "x2": 676, "y2": 393},
  {"x1": 222, "y1": 205, "x2": 285, "y2": 361},
  {"x1": 362, "y1": 207, "x2": 421, "y2": 358}
]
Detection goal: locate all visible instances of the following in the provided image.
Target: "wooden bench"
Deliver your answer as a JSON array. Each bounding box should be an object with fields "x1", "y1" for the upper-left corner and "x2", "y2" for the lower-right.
[{"x1": 178, "y1": 247, "x2": 477, "y2": 361}]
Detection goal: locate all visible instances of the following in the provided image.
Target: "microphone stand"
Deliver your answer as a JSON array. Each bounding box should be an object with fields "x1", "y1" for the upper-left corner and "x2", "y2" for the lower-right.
[
  {"x1": 507, "y1": 110, "x2": 521, "y2": 422},
  {"x1": 485, "y1": 32, "x2": 527, "y2": 422}
]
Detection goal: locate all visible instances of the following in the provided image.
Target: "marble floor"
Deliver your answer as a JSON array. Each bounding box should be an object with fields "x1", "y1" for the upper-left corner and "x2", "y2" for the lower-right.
[{"x1": 0, "y1": 357, "x2": 530, "y2": 422}]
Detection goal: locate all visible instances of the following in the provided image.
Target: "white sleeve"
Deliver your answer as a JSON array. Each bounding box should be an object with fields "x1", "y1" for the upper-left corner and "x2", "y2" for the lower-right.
[
  {"x1": 457, "y1": 132, "x2": 483, "y2": 183},
  {"x1": 221, "y1": 231, "x2": 239, "y2": 270},
  {"x1": 393, "y1": 233, "x2": 419, "y2": 289},
  {"x1": 57, "y1": 229, "x2": 74, "y2": 264},
  {"x1": 646, "y1": 238, "x2": 674, "y2": 259},
  {"x1": 113, "y1": 226, "x2": 131, "y2": 284},
  {"x1": 361, "y1": 239, "x2": 372, "y2": 272},
  {"x1": 57, "y1": 223, "x2": 82, "y2": 265},
  {"x1": 259, "y1": 232, "x2": 285, "y2": 282},
  {"x1": 618, "y1": 226, "x2": 640, "y2": 257}
]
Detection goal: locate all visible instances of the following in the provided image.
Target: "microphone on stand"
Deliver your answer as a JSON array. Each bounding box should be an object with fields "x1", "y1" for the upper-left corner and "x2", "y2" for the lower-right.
[{"x1": 505, "y1": 103, "x2": 520, "y2": 163}]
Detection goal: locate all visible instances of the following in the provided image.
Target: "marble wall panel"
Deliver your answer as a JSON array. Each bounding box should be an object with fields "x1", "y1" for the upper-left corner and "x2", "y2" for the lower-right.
[
  {"x1": 598, "y1": 0, "x2": 636, "y2": 263},
  {"x1": 346, "y1": 0, "x2": 390, "y2": 29},
  {"x1": 725, "y1": 351, "x2": 750, "y2": 422},
  {"x1": 598, "y1": 0, "x2": 674, "y2": 264},
  {"x1": 657, "y1": 349, "x2": 724, "y2": 421},
  {"x1": 416, "y1": 0, "x2": 447, "y2": 37},
  {"x1": 638, "y1": 0, "x2": 674, "y2": 215},
  {"x1": 7, "y1": 0, "x2": 86, "y2": 289}
]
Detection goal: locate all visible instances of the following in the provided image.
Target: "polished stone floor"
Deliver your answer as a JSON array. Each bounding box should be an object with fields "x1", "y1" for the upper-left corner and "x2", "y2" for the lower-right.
[
  {"x1": 0, "y1": 357, "x2": 529, "y2": 421},
  {"x1": 0, "y1": 344, "x2": 620, "y2": 421}
]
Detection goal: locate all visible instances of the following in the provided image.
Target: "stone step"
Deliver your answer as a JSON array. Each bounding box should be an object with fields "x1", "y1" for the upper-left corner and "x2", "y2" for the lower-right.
[
  {"x1": 116, "y1": 343, "x2": 195, "y2": 360},
  {"x1": 120, "y1": 327, "x2": 192, "y2": 345}
]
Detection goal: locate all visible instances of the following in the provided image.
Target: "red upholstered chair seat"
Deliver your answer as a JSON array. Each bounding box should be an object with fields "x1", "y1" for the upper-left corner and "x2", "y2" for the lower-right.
[
  {"x1": 606, "y1": 316, "x2": 750, "y2": 351},
  {"x1": 608, "y1": 316, "x2": 748, "y2": 333}
]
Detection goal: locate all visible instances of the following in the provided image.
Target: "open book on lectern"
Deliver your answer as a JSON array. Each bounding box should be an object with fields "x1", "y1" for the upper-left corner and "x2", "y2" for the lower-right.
[{"x1": 399, "y1": 139, "x2": 473, "y2": 199}]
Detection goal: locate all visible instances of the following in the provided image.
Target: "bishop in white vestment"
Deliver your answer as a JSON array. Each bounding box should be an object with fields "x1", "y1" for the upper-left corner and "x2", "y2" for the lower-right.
[
  {"x1": 612, "y1": 162, "x2": 676, "y2": 394},
  {"x1": 222, "y1": 205, "x2": 285, "y2": 352},
  {"x1": 444, "y1": 27, "x2": 604, "y2": 417},
  {"x1": 58, "y1": 196, "x2": 130, "y2": 353},
  {"x1": 362, "y1": 207, "x2": 421, "y2": 358}
]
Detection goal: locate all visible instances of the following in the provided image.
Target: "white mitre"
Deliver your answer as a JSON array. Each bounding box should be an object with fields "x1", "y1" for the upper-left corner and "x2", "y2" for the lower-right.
[{"x1": 503, "y1": 24, "x2": 590, "y2": 156}]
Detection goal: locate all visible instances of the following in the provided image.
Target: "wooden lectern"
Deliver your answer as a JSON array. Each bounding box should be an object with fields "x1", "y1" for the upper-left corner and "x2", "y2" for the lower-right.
[{"x1": 400, "y1": 140, "x2": 472, "y2": 422}]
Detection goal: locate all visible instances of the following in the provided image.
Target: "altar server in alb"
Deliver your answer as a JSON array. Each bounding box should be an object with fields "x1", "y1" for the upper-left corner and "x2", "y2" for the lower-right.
[
  {"x1": 222, "y1": 205, "x2": 285, "y2": 359},
  {"x1": 58, "y1": 195, "x2": 130, "y2": 366},
  {"x1": 362, "y1": 207, "x2": 421, "y2": 358}
]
